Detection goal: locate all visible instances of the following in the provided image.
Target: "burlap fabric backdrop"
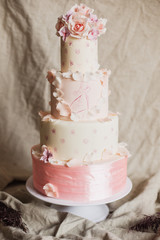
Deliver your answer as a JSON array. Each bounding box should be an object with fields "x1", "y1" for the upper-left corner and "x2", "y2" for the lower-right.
[{"x1": 0, "y1": 0, "x2": 160, "y2": 239}]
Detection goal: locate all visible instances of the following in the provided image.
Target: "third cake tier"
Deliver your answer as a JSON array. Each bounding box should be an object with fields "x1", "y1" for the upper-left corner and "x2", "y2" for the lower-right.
[{"x1": 39, "y1": 112, "x2": 118, "y2": 165}]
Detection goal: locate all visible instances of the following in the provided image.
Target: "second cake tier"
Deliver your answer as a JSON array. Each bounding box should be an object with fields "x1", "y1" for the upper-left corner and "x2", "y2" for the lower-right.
[
  {"x1": 47, "y1": 69, "x2": 110, "y2": 121},
  {"x1": 39, "y1": 112, "x2": 118, "y2": 165}
]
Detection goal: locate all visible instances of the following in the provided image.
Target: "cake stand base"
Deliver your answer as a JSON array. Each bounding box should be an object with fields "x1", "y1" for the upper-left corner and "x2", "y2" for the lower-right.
[
  {"x1": 26, "y1": 176, "x2": 132, "y2": 223},
  {"x1": 50, "y1": 204, "x2": 109, "y2": 222}
]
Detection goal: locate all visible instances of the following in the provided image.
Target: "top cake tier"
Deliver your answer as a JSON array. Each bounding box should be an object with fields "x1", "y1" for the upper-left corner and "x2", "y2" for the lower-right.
[
  {"x1": 61, "y1": 37, "x2": 98, "y2": 73},
  {"x1": 56, "y1": 4, "x2": 107, "y2": 73}
]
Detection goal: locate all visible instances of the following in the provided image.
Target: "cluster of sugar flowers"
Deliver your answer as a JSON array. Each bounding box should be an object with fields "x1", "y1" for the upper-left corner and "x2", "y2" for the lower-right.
[{"x1": 56, "y1": 3, "x2": 107, "y2": 41}]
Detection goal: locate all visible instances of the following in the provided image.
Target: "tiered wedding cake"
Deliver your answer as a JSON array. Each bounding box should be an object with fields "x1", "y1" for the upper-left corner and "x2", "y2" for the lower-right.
[{"x1": 31, "y1": 4, "x2": 129, "y2": 202}]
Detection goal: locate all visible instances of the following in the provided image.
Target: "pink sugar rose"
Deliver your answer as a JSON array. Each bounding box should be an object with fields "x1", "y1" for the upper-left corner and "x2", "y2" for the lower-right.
[
  {"x1": 88, "y1": 28, "x2": 99, "y2": 40},
  {"x1": 68, "y1": 13, "x2": 89, "y2": 38},
  {"x1": 55, "y1": 4, "x2": 107, "y2": 41}
]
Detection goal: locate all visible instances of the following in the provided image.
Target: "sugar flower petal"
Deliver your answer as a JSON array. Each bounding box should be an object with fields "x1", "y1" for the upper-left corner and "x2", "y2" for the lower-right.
[
  {"x1": 40, "y1": 145, "x2": 53, "y2": 163},
  {"x1": 58, "y1": 26, "x2": 70, "y2": 41},
  {"x1": 56, "y1": 101, "x2": 71, "y2": 117},
  {"x1": 43, "y1": 183, "x2": 59, "y2": 198}
]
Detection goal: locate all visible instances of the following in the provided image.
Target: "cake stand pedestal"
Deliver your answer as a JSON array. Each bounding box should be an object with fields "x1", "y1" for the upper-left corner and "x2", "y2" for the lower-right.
[{"x1": 26, "y1": 176, "x2": 132, "y2": 223}]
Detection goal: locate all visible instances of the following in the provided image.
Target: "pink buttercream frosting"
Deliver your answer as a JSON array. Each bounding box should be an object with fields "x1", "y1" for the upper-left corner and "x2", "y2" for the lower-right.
[{"x1": 32, "y1": 145, "x2": 127, "y2": 202}]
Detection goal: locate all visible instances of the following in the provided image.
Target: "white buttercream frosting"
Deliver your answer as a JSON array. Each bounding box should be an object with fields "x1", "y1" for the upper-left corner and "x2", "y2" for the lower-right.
[
  {"x1": 52, "y1": 69, "x2": 111, "y2": 82},
  {"x1": 32, "y1": 143, "x2": 130, "y2": 167},
  {"x1": 61, "y1": 37, "x2": 99, "y2": 73},
  {"x1": 39, "y1": 112, "x2": 119, "y2": 164}
]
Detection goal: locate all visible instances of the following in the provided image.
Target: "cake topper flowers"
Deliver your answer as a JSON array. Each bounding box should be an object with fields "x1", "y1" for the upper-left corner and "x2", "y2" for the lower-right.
[{"x1": 56, "y1": 3, "x2": 107, "y2": 41}]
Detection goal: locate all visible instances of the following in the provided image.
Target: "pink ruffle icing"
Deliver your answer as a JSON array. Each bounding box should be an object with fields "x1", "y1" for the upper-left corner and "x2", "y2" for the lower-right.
[{"x1": 32, "y1": 145, "x2": 127, "y2": 202}]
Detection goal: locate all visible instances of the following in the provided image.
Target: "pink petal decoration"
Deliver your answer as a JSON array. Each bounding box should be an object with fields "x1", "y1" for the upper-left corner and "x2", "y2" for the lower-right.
[
  {"x1": 86, "y1": 43, "x2": 90, "y2": 47},
  {"x1": 40, "y1": 112, "x2": 55, "y2": 122},
  {"x1": 66, "y1": 158, "x2": 82, "y2": 167},
  {"x1": 88, "y1": 29, "x2": 99, "y2": 40},
  {"x1": 43, "y1": 183, "x2": 59, "y2": 198},
  {"x1": 45, "y1": 136, "x2": 48, "y2": 141},
  {"x1": 93, "y1": 129, "x2": 97, "y2": 134},
  {"x1": 52, "y1": 129, "x2": 56, "y2": 134},
  {"x1": 47, "y1": 71, "x2": 55, "y2": 84},
  {"x1": 71, "y1": 130, "x2": 75, "y2": 134},
  {"x1": 83, "y1": 138, "x2": 88, "y2": 144},
  {"x1": 70, "y1": 60, "x2": 73, "y2": 66},
  {"x1": 40, "y1": 146, "x2": 53, "y2": 163},
  {"x1": 58, "y1": 26, "x2": 70, "y2": 41},
  {"x1": 60, "y1": 138, "x2": 65, "y2": 143},
  {"x1": 56, "y1": 101, "x2": 71, "y2": 117},
  {"x1": 75, "y1": 49, "x2": 80, "y2": 54},
  {"x1": 54, "y1": 147, "x2": 57, "y2": 152},
  {"x1": 69, "y1": 42, "x2": 72, "y2": 46}
]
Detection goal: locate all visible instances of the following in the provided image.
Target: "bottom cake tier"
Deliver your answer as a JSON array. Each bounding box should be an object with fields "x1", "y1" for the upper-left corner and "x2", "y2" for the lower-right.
[{"x1": 32, "y1": 144, "x2": 128, "y2": 202}]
